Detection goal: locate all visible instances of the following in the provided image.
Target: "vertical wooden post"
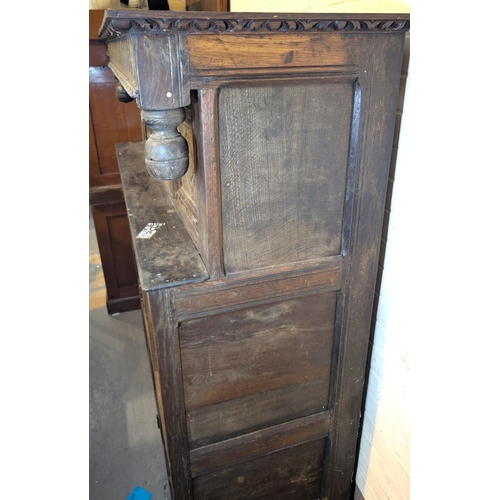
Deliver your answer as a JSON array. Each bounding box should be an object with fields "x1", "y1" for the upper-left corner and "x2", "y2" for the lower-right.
[
  {"x1": 107, "y1": 32, "x2": 192, "y2": 180},
  {"x1": 142, "y1": 288, "x2": 193, "y2": 500}
]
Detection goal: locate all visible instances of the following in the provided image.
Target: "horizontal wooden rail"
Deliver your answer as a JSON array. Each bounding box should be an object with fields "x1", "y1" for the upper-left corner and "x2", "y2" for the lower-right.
[
  {"x1": 175, "y1": 255, "x2": 343, "y2": 318},
  {"x1": 190, "y1": 411, "x2": 330, "y2": 477}
]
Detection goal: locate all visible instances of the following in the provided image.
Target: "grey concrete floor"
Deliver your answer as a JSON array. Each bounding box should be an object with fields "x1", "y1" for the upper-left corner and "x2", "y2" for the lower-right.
[{"x1": 90, "y1": 212, "x2": 172, "y2": 500}]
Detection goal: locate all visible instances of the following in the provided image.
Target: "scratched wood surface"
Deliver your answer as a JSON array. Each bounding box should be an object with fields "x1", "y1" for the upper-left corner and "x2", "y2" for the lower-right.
[
  {"x1": 191, "y1": 89, "x2": 225, "y2": 278},
  {"x1": 189, "y1": 411, "x2": 329, "y2": 477},
  {"x1": 105, "y1": 11, "x2": 410, "y2": 499},
  {"x1": 116, "y1": 141, "x2": 208, "y2": 291},
  {"x1": 193, "y1": 438, "x2": 326, "y2": 500},
  {"x1": 169, "y1": 110, "x2": 200, "y2": 249},
  {"x1": 322, "y1": 33, "x2": 407, "y2": 499},
  {"x1": 219, "y1": 82, "x2": 354, "y2": 273},
  {"x1": 187, "y1": 32, "x2": 358, "y2": 72},
  {"x1": 179, "y1": 292, "x2": 336, "y2": 411},
  {"x1": 186, "y1": 377, "x2": 330, "y2": 449},
  {"x1": 175, "y1": 255, "x2": 343, "y2": 319}
]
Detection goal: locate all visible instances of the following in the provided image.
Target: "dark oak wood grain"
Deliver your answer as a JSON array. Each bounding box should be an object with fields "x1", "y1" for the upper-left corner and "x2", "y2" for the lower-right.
[
  {"x1": 179, "y1": 292, "x2": 336, "y2": 410},
  {"x1": 219, "y1": 82, "x2": 354, "y2": 272},
  {"x1": 192, "y1": 89, "x2": 225, "y2": 278},
  {"x1": 100, "y1": 12, "x2": 410, "y2": 40},
  {"x1": 190, "y1": 412, "x2": 330, "y2": 477},
  {"x1": 193, "y1": 439, "x2": 326, "y2": 500},
  {"x1": 322, "y1": 33, "x2": 407, "y2": 500},
  {"x1": 108, "y1": 11, "x2": 410, "y2": 500},
  {"x1": 169, "y1": 113, "x2": 200, "y2": 248},
  {"x1": 141, "y1": 289, "x2": 192, "y2": 499},
  {"x1": 186, "y1": 377, "x2": 330, "y2": 449},
  {"x1": 187, "y1": 32, "x2": 359, "y2": 75},
  {"x1": 175, "y1": 255, "x2": 343, "y2": 319}
]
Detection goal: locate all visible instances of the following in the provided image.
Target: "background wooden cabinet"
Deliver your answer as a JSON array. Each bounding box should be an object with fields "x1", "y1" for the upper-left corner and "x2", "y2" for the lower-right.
[{"x1": 89, "y1": 9, "x2": 144, "y2": 314}]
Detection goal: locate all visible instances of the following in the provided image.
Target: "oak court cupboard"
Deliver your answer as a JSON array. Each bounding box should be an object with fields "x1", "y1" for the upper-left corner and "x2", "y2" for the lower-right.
[{"x1": 99, "y1": 9, "x2": 410, "y2": 500}]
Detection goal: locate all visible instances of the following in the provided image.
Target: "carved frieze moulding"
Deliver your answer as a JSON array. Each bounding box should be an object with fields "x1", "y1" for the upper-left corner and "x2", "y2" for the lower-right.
[
  {"x1": 98, "y1": 11, "x2": 409, "y2": 181},
  {"x1": 100, "y1": 12, "x2": 410, "y2": 41}
]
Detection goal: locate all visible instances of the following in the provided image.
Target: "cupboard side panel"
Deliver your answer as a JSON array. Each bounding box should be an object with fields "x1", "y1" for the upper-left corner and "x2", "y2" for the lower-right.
[{"x1": 219, "y1": 82, "x2": 354, "y2": 273}]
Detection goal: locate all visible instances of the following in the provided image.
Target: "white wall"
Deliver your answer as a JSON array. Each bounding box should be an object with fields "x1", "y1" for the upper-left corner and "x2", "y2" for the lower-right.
[{"x1": 354, "y1": 41, "x2": 411, "y2": 500}]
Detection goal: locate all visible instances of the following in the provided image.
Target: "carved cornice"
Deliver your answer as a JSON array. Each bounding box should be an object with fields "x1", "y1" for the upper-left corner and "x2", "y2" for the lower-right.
[{"x1": 100, "y1": 11, "x2": 410, "y2": 41}]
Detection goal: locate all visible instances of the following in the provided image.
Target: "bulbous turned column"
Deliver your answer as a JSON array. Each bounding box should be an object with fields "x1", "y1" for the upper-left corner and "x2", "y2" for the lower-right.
[{"x1": 141, "y1": 108, "x2": 189, "y2": 181}]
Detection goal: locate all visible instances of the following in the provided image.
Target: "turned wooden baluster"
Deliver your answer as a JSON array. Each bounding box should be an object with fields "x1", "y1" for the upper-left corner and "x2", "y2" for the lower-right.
[
  {"x1": 141, "y1": 108, "x2": 189, "y2": 180},
  {"x1": 107, "y1": 31, "x2": 191, "y2": 180}
]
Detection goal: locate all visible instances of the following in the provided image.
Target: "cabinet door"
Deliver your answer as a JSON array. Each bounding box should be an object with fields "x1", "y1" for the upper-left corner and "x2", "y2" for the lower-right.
[{"x1": 91, "y1": 203, "x2": 140, "y2": 313}]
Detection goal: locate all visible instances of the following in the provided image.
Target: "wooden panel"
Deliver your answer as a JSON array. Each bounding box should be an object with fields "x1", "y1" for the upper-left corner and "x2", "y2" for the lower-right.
[
  {"x1": 107, "y1": 211, "x2": 138, "y2": 288},
  {"x1": 91, "y1": 202, "x2": 139, "y2": 310},
  {"x1": 171, "y1": 116, "x2": 199, "y2": 249},
  {"x1": 179, "y1": 292, "x2": 336, "y2": 411},
  {"x1": 188, "y1": 33, "x2": 358, "y2": 72},
  {"x1": 101, "y1": 11, "x2": 409, "y2": 500},
  {"x1": 187, "y1": 377, "x2": 329, "y2": 448},
  {"x1": 175, "y1": 255, "x2": 343, "y2": 318},
  {"x1": 193, "y1": 438, "x2": 326, "y2": 500},
  {"x1": 219, "y1": 82, "x2": 354, "y2": 273},
  {"x1": 190, "y1": 412, "x2": 329, "y2": 477},
  {"x1": 192, "y1": 89, "x2": 224, "y2": 278},
  {"x1": 135, "y1": 34, "x2": 190, "y2": 110}
]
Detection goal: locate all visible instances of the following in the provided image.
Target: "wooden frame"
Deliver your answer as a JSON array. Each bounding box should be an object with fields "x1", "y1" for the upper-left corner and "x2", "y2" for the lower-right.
[{"x1": 102, "y1": 10, "x2": 409, "y2": 500}]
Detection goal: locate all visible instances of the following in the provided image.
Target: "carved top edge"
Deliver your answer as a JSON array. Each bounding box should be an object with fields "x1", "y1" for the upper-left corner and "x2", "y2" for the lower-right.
[{"x1": 99, "y1": 10, "x2": 410, "y2": 41}]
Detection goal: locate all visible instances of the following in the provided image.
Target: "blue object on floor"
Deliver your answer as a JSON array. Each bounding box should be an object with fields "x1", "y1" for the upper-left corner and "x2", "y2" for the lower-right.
[{"x1": 125, "y1": 486, "x2": 153, "y2": 500}]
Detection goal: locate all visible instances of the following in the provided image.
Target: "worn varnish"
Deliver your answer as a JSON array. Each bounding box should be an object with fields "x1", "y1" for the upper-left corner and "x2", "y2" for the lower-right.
[
  {"x1": 187, "y1": 377, "x2": 330, "y2": 449},
  {"x1": 187, "y1": 32, "x2": 359, "y2": 73},
  {"x1": 219, "y1": 83, "x2": 353, "y2": 272},
  {"x1": 105, "y1": 10, "x2": 410, "y2": 500},
  {"x1": 116, "y1": 142, "x2": 208, "y2": 290},
  {"x1": 193, "y1": 439, "x2": 327, "y2": 500},
  {"x1": 180, "y1": 292, "x2": 336, "y2": 410}
]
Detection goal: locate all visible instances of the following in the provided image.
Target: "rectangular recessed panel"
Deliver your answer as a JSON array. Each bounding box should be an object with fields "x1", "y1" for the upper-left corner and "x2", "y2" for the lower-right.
[
  {"x1": 219, "y1": 83, "x2": 354, "y2": 273},
  {"x1": 180, "y1": 292, "x2": 336, "y2": 447},
  {"x1": 193, "y1": 438, "x2": 326, "y2": 500}
]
